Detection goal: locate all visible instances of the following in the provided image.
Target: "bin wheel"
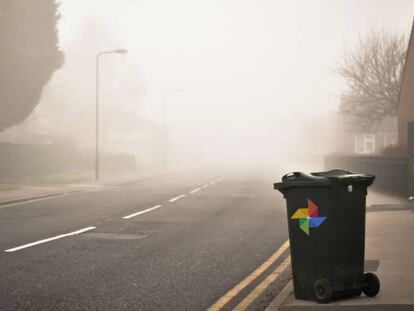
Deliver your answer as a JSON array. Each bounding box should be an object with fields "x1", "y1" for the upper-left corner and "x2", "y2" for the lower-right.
[
  {"x1": 313, "y1": 278, "x2": 333, "y2": 303},
  {"x1": 362, "y1": 272, "x2": 380, "y2": 297},
  {"x1": 352, "y1": 289, "x2": 362, "y2": 296}
]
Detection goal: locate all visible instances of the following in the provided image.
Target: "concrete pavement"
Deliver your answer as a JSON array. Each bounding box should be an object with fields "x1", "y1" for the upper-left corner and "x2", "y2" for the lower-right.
[{"x1": 265, "y1": 191, "x2": 414, "y2": 311}]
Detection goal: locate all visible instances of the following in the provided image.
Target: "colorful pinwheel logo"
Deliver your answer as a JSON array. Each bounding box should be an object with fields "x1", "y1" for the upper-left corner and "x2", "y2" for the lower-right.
[{"x1": 291, "y1": 199, "x2": 327, "y2": 235}]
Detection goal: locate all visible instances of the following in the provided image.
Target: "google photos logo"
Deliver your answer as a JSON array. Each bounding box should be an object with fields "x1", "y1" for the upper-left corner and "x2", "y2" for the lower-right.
[{"x1": 291, "y1": 199, "x2": 327, "y2": 235}]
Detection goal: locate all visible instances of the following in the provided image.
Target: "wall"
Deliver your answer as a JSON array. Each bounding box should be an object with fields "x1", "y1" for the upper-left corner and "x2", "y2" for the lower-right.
[{"x1": 325, "y1": 154, "x2": 408, "y2": 196}]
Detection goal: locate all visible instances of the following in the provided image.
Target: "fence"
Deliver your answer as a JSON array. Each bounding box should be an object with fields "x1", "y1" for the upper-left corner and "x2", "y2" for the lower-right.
[
  {"x1": 325, "y1": 154, "x2": 408, "y2": 196},
  {"x1": 0, "y1": 143, "x2": 135, "y2": 181}
]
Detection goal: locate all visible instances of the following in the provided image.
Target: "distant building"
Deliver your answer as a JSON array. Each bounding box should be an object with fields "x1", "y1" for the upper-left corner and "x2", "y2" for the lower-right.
[
  {"x1": 0, "y1": 124, "x2": 75, "y2": 147},
  {"x1": 336, "y1": 108, "x2": 398, "y2": 155},
  {"x1": 104, "y1": 113, "x2": 164, "y2": 167}
]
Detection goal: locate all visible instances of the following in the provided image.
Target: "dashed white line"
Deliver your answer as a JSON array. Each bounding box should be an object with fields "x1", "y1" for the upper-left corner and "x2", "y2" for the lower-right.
[
  {"x1": 4, "y1": 176, "x2": 229, "y2": 253},
  {"x1": 123, "y1": 205, "x2": 162, "y2": 219},
  {"x1": 5, "y1": 226, "x2": 96, "y2": 253},
  {"x1": 169, "y1": 194, "x2": 187, "y2": 202}
]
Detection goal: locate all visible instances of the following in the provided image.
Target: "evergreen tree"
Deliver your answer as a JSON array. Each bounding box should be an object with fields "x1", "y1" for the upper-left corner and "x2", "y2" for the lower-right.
[{"x1": 0, "y1": 0, "x2": 64, "y2": 131}]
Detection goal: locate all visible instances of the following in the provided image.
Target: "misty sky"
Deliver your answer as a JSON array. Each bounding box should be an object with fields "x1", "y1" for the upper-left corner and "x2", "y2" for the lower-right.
[
  {"x1": 58, "y1": 0, "x2": 414, "y2": 115},
  {"x1": 10, "y1": 0, "x2": 414, "y2": 165}
]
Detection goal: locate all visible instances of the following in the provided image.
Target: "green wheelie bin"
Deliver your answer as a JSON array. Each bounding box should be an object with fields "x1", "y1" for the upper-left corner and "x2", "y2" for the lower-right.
[{"x1": 274, "y1": 169, "x2": 380, "y2": 303}]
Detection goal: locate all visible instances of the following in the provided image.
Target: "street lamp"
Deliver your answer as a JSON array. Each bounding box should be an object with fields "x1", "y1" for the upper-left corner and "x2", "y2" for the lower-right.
[{"x1": 95, "y1": 49, "x2": 128, "y2": 181}]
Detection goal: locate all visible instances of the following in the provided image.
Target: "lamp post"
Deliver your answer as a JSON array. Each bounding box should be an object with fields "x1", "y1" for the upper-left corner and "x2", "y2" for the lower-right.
[
  {"x1": 161, "y1": 88, "x2": 183, "y2": 169},
  {"x1": 95, "y1": 49, "x2": 127, "y2": 181}
]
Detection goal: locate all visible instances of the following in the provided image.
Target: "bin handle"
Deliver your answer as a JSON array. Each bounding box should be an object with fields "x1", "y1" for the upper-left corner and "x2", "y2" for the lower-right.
[
  {"x1": 282, "y1": 172, "x2": 301, "y2": 181},
  {"x1": 327, "y1": 169, "x2": 353, "y2": 174}
]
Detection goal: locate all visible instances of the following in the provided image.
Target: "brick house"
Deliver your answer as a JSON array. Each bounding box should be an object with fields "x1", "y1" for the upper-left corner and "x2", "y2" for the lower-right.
[{"x1": 398, "y1": 19, "x2": 414, "y2": 148}]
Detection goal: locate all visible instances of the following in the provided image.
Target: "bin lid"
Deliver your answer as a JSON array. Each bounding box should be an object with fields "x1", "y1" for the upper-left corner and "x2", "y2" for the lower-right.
[{"x1": 274, "y1": 169, "x2": 375, "y2": 191}]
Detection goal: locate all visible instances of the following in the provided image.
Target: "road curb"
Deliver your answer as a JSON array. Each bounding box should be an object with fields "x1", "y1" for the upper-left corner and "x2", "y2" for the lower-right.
[
  {"x1": 0, "y1": 173, "x2": 169, "y2": 208},
  {"x1": 0, "y1": 191, "x2": 79, "y2": 208},
  {"x1": 265, "y1": 279, "x2": 293, "y2": 311},
  {"x1": 280, "y1": 304, "x2": 414, "y2": 311},
  {"x1": 113, "y1": 174, "x2": 168, "y2": 187}
]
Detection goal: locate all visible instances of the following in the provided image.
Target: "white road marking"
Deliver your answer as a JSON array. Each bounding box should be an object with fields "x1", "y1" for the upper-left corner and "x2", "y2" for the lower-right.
[
  {"x1": 122, "y1": 205, "x2": 162, "y2": 219},
  {"x1": 5, "y1": 226, "x2": 96, "y2": 253},
  {"x1": 202, "y1": 184, "x2": 209, "y2": 189},
  {"x1": 169, "y1": 194, "x2": 186, "y2": 202},
  {"x1": 210, "y1": 181, "x2": 216, "y2": 185},
  {"x1": 190, "y1": 188, "x2": 201, "y2": 194}
]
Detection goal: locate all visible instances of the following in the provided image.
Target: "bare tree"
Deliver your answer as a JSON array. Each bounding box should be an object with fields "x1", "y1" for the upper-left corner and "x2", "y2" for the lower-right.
[{"x1": 337, "y1": 31, "x2": 408, "y2": 131}]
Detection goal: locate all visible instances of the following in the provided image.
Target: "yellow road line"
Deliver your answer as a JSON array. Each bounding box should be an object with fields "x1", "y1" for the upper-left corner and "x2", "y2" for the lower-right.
[
  {"x1": 232, "y1": 255, "x2": 291, "y2": 311},
  {"x1": 206, "y1": 240, "x2": 289, "y2": 311}
]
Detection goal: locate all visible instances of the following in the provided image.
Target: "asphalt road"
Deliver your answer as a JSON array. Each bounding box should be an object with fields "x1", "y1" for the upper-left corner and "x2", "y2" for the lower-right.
[{"x1": 0, "y1": 168, "x2": 289, "y2": 311}]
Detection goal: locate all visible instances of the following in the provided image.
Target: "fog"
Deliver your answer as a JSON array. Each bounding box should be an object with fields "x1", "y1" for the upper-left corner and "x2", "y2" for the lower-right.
[{"x1": 3, "y1": 0, "x2": 414, "y2": 177}]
